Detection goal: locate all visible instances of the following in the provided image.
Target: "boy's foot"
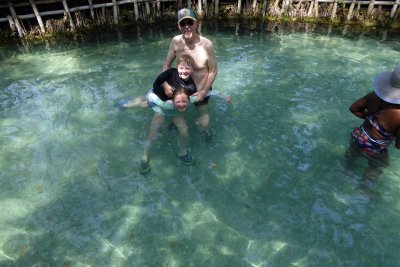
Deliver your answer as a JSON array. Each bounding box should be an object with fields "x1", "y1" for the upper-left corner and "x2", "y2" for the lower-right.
[
  {"x1": 114, "y1": 99, "x2": 129, "y2": 111},
  {"x1": 140, "y1": 160, "x2": 151, "y2": 175},
  {"x1": 202, "y1": 130, "x2": 213, "y2": 143},
  {"x1": 179, "y1": 151, "x2": 195, "y2": 166}
]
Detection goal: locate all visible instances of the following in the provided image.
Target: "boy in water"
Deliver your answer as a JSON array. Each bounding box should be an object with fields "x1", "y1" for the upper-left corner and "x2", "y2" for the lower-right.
[
  {"x1": 121, "y1": 54, "x2": 197, "y2": 110},
  {"x1": 347, "y1": 66, "x2": 400, "y2": 181}
]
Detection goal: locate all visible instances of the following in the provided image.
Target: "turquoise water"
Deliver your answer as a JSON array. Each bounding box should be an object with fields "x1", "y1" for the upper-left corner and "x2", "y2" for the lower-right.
[{"x1": 1, "y1": 22, "x2": 400, "y2": 266}]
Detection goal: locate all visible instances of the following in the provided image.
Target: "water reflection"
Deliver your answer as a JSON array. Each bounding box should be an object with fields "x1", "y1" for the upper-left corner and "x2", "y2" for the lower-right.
[{"x1": 0, "y1": 21, "x2": 400, "y2": 266}]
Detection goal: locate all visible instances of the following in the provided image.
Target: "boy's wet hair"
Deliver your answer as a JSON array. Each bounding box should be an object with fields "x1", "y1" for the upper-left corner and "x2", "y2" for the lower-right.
[
  {"x1": 177, "y1": 54, "x2": 194, "y2": 67},
  {"x1": 173, "y1": 87, "x2": 190, "y2": 100}
]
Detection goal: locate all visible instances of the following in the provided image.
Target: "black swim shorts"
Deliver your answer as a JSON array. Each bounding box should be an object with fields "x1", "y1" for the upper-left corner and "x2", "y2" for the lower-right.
[{"x1": 194, "y1": 87, "x2": 212, "y2": 106}]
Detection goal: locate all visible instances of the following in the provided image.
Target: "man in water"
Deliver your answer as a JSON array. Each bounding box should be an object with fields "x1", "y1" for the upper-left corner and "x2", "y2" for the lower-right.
[{"x1": 163, "y1": 8, "x2": 218, "y2": 142}]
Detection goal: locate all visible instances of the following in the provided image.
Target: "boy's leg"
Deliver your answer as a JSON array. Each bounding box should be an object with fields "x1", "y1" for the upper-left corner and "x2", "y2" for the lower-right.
[
  {"x1": 172, "y1": 114, "x2": 189, "y2": 157},
  {"x1": 142, "y1": 113, "x2": 165, "y2": 162}
]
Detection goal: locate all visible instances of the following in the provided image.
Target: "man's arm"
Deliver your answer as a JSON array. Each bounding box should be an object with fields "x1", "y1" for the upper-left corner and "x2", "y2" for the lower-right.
[
  {"x1": 163, "y1": 38, "x2": 177, "y2": 71},
  {"x1": 162, "y1": 38, "x2": 178, "y2": 97},
  {"x1": 194, "y1": 41, "x2": 218, "y2": 102}
]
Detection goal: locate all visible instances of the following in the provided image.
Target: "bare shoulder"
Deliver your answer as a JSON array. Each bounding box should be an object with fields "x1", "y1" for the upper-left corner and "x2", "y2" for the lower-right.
[
  {"x1": 199, "y1": 36, "x2": 214, "y2": 48},
  {"x1": 171, "y1": 35, "x2": 184, "y2": 44}
]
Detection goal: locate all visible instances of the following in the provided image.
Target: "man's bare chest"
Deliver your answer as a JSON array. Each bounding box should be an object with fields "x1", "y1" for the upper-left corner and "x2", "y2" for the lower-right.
[{"x1": 179, "y1": 48, "x2": 208, "y2": 69}]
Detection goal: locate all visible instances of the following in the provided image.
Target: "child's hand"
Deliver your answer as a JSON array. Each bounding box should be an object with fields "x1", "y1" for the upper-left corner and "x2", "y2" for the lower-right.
[{"x1": 225, "y1": 96, "x2": 232, "y2": 103}]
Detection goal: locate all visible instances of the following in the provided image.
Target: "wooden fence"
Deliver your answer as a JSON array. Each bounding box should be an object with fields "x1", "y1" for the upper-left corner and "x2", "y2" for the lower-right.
[{"x1": 0, "y1": 0, "x2": 399, "y2": 37}]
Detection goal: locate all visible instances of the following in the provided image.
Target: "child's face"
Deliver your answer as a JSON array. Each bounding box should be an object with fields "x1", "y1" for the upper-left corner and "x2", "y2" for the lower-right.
[
  {"x1": 177, "y1": 62, "x2": 193, "y2": 81},
  {"x1": 174, "y1": 93, "x2": 189, "y2": 112}
]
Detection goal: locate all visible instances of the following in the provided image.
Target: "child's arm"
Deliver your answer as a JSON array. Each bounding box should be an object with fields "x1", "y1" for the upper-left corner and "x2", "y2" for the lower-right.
[
  {"x1": 147, "y1": 93, "x2": 174, "y2": 110},
  {"x1": 190, "y1": 91, "x2": 232, "y2": 103}
]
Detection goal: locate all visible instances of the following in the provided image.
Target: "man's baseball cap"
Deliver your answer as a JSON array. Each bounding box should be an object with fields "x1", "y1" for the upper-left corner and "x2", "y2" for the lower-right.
[{"x1": 177, "y1": 8, "x2": 197, "y2": 23}]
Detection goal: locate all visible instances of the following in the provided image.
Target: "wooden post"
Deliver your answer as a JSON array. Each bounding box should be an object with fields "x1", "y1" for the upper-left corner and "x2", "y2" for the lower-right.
[
  {"x1": 29, "y1": 0, "x2": 45, "y2": 33},
  {"x1": 7, "y1": 1, "x2": 25, "y2": 37},
  {"x1": 367, "y1": 0, "x2": 375, "y2": 17},
  {"x1": 88, "y1": 0, "x2": 95, "y2": 20},
  {"x1": 307, "y1": 0, "x2": 314, "y2": 16},
  {"x1": 390, "y1": 0, "x2": 399, "y2": 18},
  {"x1": 7, "y1": 15, "x2": 16, "y2": 33},
  {"x1": 347, "y1": 0, "x2": 356, "y2": 21},
  {"x1": 314, "y1": 0, "x2": 319, "y2": 18},
  {"x1": 145, "y1": 2, "x2": 151, "y2": 17},
  {"x1": 282, "y1": 0, "x2": 289, "y2": 15},
  {"x1": 330, "y1": 0, "x2": 337, "y2": 20},
  {"x1": 112, "y1": 0, "x2": 118, "y2": 24},
  {"x1": 198, "y1": 0, "x2": 203, "y2": 17},
  {"x1": 203, "y1": 0, "x2": 208, "y2": 16},
  {"x1": 215, "y1": 0, "x2": 219, "y2": 16},
  {"x1": 134, "y1": 0, "x2": 139, "y2": 21},
  {"x1": 262, "y1": 0, "x2": 268, "y2": 17},
  {"x1": 356, "y1": 1, "x2": 361, "y2": 19},
  {"x1": 157, "y1": 0, "x2": 161, "y2": 17},
  {"x1": 252, "y1": 0, "x2": 258, "y2": 15},
  {"x1": 101, "y1": 6, "x2": 106, "y2": 23},
  {"x1": 62, "y1": 0, "x2": 75, "y2": 30}
]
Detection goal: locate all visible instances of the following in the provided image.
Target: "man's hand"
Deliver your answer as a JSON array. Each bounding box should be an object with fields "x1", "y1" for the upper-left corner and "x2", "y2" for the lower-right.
[{"x1": 193, "y1": 90, "x2": 206, "y2": 102}]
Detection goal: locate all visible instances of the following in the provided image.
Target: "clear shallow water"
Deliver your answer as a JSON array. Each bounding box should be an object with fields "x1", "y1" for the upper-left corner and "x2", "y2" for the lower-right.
[{"x1": 1, "y1": 22, "x2": 400, "y2": 266}]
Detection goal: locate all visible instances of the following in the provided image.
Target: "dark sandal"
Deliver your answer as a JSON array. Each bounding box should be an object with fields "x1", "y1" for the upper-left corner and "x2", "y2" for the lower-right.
[
  {"x1": 178, "y1": 151, "x2": 195, "y2": 166},
  {"x1": 140, "y1": 160, "x2": 151, "y2": 174}
]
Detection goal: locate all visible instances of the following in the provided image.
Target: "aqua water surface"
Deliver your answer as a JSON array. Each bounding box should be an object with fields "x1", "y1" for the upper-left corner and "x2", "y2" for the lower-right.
[{"x1": 1, "y1": 22, "x2": 400, "y2": 266}]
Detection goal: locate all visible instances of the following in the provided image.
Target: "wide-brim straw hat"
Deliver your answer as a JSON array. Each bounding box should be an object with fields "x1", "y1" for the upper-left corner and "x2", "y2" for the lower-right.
[{"x1": 374, "y1": 66, "x2": 400, "y2": 104}]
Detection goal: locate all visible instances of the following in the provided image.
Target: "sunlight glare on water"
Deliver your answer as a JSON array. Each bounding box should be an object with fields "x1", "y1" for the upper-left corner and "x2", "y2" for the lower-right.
[{"x1": 0, "y1": 22, "x2": 400, "y2": 266}]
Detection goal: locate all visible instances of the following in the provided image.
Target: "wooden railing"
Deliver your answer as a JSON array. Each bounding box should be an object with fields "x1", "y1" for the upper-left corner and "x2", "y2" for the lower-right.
[
  {"x1": 1, "y1": 0, "x2": 176, "y2": 37},
  {"x1": 1, "y1": 0, "x2": 399, "y2": 37}
]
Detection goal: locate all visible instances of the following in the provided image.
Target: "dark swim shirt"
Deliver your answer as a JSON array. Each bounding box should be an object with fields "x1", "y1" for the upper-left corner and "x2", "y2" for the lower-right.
[{"x1": 152, "y1": 68, "x2": 197, "y2": 101}]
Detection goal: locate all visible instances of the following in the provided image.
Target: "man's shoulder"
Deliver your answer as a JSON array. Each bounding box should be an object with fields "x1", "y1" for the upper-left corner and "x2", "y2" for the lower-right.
[
  {"x1": 171, "y1": 34, "x2": 184, "y2": 43},
  {"x1": 199, "y1": 35, "x2": 214, "y2": 47}
]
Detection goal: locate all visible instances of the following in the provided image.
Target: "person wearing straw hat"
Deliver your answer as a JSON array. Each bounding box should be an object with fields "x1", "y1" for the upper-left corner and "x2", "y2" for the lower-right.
[
  {"x1": 162, "y1": 8, "x2": 218, "y2": 143},
  {"x1": 347, "y1": 66, "x2": 400, "y2": 180}
]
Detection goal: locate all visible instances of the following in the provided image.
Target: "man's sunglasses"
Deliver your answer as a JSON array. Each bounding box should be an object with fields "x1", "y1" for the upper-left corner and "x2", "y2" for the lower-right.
[{"x1": 179, "y1": 20, "x2": 194, "y2": 27}]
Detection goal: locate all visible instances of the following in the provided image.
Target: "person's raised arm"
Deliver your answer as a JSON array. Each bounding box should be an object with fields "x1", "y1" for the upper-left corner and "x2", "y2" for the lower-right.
[{"x1": 349, "y1": 95, "x2": 368, "y2": 119}]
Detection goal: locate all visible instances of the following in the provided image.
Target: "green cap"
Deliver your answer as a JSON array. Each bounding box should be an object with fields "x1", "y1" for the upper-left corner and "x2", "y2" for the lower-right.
[{"x1": 177, "y1": 8, "x2": 197, "y2": 23}]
